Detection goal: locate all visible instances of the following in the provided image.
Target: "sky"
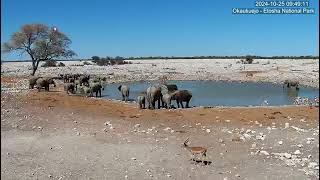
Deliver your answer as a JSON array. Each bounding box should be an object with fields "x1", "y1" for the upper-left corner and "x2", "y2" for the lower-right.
[{"x1": 1, "y1": 0, "x2": 319, "y2": 60}]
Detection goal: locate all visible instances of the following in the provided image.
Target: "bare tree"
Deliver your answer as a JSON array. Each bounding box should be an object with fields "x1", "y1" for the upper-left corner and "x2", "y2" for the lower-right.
[{"x1": 2, "y1": 24, "x2": 76, "y2": 75}]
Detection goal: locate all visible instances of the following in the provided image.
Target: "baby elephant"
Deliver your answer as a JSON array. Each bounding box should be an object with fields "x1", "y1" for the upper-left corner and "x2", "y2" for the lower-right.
[
  {"x1": 90, "y1": 83, "x2": 104, "y2": 97},
  {"x1": 36, "y1": 78, "x2": 56, "y2": 92},
  {"x1": 64, "y1": 83, "x2": 76, "y2": 94},
  {"x1": 118, "y1": 85, "x2": 130, "y2": 101},
  {"x1": 137, "y1": 95, "x2": 146, "y2": 109},
  {"x1": 171, "y1": 90, "x2": 192, "y2": 108}
]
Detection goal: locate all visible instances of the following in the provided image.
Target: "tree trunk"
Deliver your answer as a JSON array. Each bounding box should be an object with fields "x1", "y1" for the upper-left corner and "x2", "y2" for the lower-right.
[{"x1": 31, "y1": 60, "x2": 40, "y2": 76}]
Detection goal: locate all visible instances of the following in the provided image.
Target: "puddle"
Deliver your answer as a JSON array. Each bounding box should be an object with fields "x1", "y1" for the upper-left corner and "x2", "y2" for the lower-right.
[{"x1": 101, "y1": 80, "x2": 319, "y2": 107}]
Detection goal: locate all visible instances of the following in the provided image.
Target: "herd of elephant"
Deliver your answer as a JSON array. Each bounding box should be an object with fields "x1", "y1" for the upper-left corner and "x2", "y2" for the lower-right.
[{"x1": 28, "y1": 74, "x2": 193, "y2": 110}]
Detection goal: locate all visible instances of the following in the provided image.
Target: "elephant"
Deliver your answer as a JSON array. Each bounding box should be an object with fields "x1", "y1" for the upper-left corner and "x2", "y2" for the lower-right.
[
  {"x1": 78, "y1": 86, "x2": 92, "y2": 96},
  {"x1": 171, "y1": 90, "x2": 192, "y2": 108},
  {"x1": 146, "y1": 85, "x2": 162, "y2": 109},
  {"x1": 137, "y1": 95, "x2": 146, "y2": 109},
  {"x1": 90, "y1": 83, "x2": 104, "y2": 97},
  {"x1": 118, "y1": 85, "x2": 130, "y2": 101},
  {"x1": 36, "y1": 77, "x2": 56, "y2": 92},
  {"x1": 164, "y1": 84, "x2": 178, "y2": 93},
  {"x1": 29, "y1": 76, "x2": 41, "y2": 89},
  {"x1": 79, "y1": 75, "x2": 90, "y2": 86},
  {"x1": 283, "y1": 80, "x2": 299, "y2": 90},
  {"x1": 64, "y1": 83, "x2": 76, "y2": 94},
  {"x1": 161, "y1": 93, "x2": 172, "y2": 109}
]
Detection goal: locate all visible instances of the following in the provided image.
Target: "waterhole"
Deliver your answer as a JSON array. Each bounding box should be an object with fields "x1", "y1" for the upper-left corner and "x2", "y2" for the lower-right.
[{"x1": 101, "y1": 81, "x2": 319, "y2": 107}]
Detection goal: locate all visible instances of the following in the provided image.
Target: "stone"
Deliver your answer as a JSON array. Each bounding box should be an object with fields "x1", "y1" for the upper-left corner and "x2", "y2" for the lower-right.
[
  {"x1": 134, "y1": 124, "x2": 140, "y2": 128},
  {"x1": 260, "y1": 150, "x2": 269, "y2": 156},
  {"x1": 294, "y1": 150, "x2": 301, "y2": 155},
  {"x1": 297, "y1": 144, "x2": 303, "y2": 148},
  {"x1": 206, "y1": 129, "x2": 211, "y2": 133},
  {"x1": 278, "y1": 141, "x2": 283, "y2": 145},
  {"x1": 131, "y1": 157, "x2": 136, "y2": 160},
  {"x1": 284, "y1": 123, "x2": 290, "y2": 129}
]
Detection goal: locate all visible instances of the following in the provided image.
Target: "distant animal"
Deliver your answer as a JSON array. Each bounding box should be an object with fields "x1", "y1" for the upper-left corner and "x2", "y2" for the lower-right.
[
  {"x1": 146, "y1": 85, "x2": 162, "y2": 109},
  {"x1": 90, "y1": 83, "x2": 104, "y2": 97},
  {"x1": 36, "y1": 77, "x2": 56, "y2": 92},
  {"x1": 29, "y1": 76, "x2": 41, "y2": 89},
  {"x1": 64, "y1": 83, "x2": 75, "y2": 94},
  {"x1": 118, "y1": 85, "x2": 130, "y2": 101},
  {"x1": 171, "y1": 90, "x2": 192, "y2": 108},
  {"x1": 283, "y1": 80, "x2": 299, "y2": 90},
  {"x1": 183, "y1": 138, "x2": 207, "y2": 161},
  {"x1": 137, "y1": 95, "x2": 146, "y2": 109}
]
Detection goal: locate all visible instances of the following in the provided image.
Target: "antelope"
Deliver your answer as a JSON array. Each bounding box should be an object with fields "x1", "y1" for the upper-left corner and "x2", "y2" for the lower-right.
[{"x1": 183, "y1": 138, "x2": 207, "y2": 161}]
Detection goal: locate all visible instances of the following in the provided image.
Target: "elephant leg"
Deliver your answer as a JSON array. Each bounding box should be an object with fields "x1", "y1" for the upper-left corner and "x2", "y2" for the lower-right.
[
  {"x1": 122, "y1": 94, "x2": 125, "y2": 101},
  {"x1": 186, "y1": 101, "x2": 190, "y2": 108},
  {"x1": 181, "y1": 102, "x2": 184, "y2": 108},
  {"x1": 158, "y1": 99, "x2": 161, "y2": 109},
  {"x1": 176, "y1": 100, "x2": 180, "y2": 108},
  {"x1": 99, "y1": 90, "x2": 102, "y2": 97}
]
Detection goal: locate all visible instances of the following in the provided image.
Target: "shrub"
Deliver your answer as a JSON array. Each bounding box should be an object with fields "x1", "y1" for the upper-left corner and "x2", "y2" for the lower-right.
[
  {"x1": 41, "y1": 60, "x2": 57, "y2": 67},
  {"x1": 58, "y1": 62, "x2": 65, "y2": 67},
  {"x1": 244, "y1": 56, "x2": 254, "y2": 64},
  {"x1": 83, "y1": 61, "x2": 92, "y2": 65},
  {"x1": 92, "y1": 59, "x2": 109, "y2": 66}
]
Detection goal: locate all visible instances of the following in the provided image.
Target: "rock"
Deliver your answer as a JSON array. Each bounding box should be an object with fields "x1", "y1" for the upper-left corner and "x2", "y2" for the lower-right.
[
  {"x1": 166, "y1": 174, "x2": 171, "y2": 177},
  {"x1": 218, "y1": 139, "x2": 224, "y2": 143},
  {"x1": 206, "y1": 129, "x2": 211, "y2": 133},
  {"x1": 278, "y1": 141, "x2": 283, "y2": 145},
  {"x1": 38, "y1": 126, "x2": 43, "y2": 130},
  {"x1": 235, "y1": 174, "x2": 240, "y2": 177},
  {"x1": 306, "y1": 141, "x2": 311, "y2": 144},
  {"x1": 297, "y1": 144, "x2": 303, "y2": 148},
  {"x1": 104, "y1": 121, "x2": 111, "y2": 126},
  {"x1": 134, "y1": 124, "x2": 140, "y2": 128},
  {"x1": 125, "y1": 175, "x2": 128, "y2": 179},
  {"x1": 163, "y1": 127, "x2": 171, "y2": 131},
  {"x1": 251, "y1": 143, "x2": 257, "y2": 148},
  {"x1": 284, "y1": 153, "x2": 292, "y2": 159},
  {"x1": 223, "y1": 177, "x2": 228, "y2": 180},
  {"x1": 102, "y1": 128, "x2": 107, "y2": 132},
  {"x1": 243, "y1": 133, "x2": 251, "y2": 140},
  {"x1": 170, "y1": 130, "x2": 175, "y2": 133},
  {"x1": 260, "y1": 150, "x2": 269, "y2": 156},
  {"x1": 225, "y1": 120, "x2": 231, "y2": 123},
  {"x1": 73, "y1": 121, "x2": 77, "y2": 123},
  {"x1": 131, "y1": 157, "x2": 136, "y2": 160},
  {"x1": 294, "y1": 150, "x2": 301, "y2": 155},
  {"x1": 284, "y1": 123, "x2": 290, "y2": 129},
  {"x1": 308, "y1": 162, "x2": 319, "y2": 170},
  {"x1": 76, "y1": 132, "x2": 80, "y2": 136},
  {"x1": 48, "y1": 174, "x2": 52, "y2": 178},
  {"x1": 308, "y1": 155, "x2": 312, "y2": 159}
]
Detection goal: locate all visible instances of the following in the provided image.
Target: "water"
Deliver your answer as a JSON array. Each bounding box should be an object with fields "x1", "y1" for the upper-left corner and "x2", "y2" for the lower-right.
[{"x1": 101, "y1": 80, "x2": 319, "y2": 107}]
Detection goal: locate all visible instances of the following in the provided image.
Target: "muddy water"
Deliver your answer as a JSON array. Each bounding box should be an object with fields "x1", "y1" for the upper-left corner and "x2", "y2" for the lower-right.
[{"x1": 101, "y1": 81, "x2": 319, "y2": 107}]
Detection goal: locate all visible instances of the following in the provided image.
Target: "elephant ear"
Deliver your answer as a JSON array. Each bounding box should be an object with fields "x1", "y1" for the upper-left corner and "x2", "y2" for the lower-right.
[{"x1": 118, "y1": 85, "x2": 122, "y2": 91}]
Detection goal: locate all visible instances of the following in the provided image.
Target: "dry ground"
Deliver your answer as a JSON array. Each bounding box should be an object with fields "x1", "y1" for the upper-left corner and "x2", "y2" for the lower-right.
[{"x1": 1, "y1": 78, "x2": 319, "y2": 180}]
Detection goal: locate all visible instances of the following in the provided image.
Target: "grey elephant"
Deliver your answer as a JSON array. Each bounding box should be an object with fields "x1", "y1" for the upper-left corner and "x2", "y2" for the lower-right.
[
  {"x1": 146, "y1": 85, "x2": 162, "y2": 109},
  {"x1": 118, "y1": 85, "x2": 130, "y2": 101},
  {"x1": 171, "y1": 90, "x2": 192, "y2": 108},
  {"x1": 79, "y1": 75, "x2": 90, "y2": 86},
  {"x1": 78, "y1": 86, "x2": 92, "y2": 97},
  {"x1": 283, "y1": 80, "x2": 299, "y2": 90},
  {"x1": 29, "y1": 76, "x2": 41, "y2": 89},
  {"x1": 164, "y1": 84, "x2": 178, "y2": 93},
  {"x1": 90, "y1": 83, "x2": 104, "y2": 97},
  {"x1": 161, "y1": 93, "x2": 172, "y2": 109},
  {"x1": 64, "y1": 83, "x2": 76, "y2": 94},
  {"x1": 137, "y1": 95, "x2": 146, "y2": 109},
  {"x1": 36, "y1": 77, "x2": 56, "y2": 92}
]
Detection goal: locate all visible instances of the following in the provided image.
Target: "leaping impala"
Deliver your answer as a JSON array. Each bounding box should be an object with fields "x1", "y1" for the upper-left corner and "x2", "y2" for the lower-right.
[{"x1": 183, "y1": 138, "x2": 207, "y2": 161}]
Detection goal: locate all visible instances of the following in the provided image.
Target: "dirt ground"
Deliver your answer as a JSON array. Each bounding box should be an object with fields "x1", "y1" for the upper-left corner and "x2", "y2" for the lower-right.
[{"x1": 1, "y1": 78, "x2": 319, "y2": 180}]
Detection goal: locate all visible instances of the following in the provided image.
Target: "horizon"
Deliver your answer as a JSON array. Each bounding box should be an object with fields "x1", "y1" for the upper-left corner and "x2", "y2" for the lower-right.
[{"x1": 1, "y1": 0, "x2": 319, "y2": 60}]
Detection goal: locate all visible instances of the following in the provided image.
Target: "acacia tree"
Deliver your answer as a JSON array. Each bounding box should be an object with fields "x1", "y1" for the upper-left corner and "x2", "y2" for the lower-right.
[{"x1": 2, "y1": 24, "x2": 76, "y2": 75}]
